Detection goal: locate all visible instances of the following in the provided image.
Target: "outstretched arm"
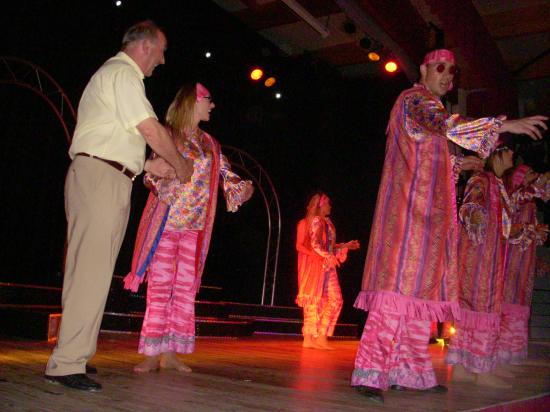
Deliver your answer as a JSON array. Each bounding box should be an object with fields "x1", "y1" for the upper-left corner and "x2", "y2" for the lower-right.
[{"x1": 499, "y1": 115, "x2": 548, "y2": 140}]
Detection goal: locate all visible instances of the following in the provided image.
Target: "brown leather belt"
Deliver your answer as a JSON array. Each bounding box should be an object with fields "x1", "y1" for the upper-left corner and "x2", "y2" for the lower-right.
[{"x1": 75, "y1": 153, "x2": 137, "y2": 181}]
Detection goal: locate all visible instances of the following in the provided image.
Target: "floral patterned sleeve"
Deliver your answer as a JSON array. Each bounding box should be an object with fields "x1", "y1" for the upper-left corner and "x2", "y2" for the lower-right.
[
  {"x1": 335, "y1": 246, "x2": 348, "y2": 263},
  {"x1": 509, "y1": 223, "x2": 538, "y2": 251},
  {"x1": 459, "y1": 175, "x2": 488, "y2": 244},
  {"x1": 404, "y1": 90, "x2": 502, "y2": 158},
  {"x1": 310, "y1": 217, "x2": 332, "y2": 259},
  {"x1": 510, "y1": 175, "x2": 548, "y2": 209},
  {"x1": 220, "y1": 154, "x2": 254, "y2": 212},
  {"x1": 542, "y1": 178, "x2": 550, "y2": 203},
  {"x1": 450, "y1": 153, "x2": 464, "y2": 183}
]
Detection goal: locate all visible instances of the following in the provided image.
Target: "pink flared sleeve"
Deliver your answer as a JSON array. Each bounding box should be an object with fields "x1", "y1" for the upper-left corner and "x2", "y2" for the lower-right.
[
  {"x1": 404, "y1": 89, "x2": 502, "y2": 158},
  {"x1": 220, "y1": 155, "x2": 254, "y2": 212}
]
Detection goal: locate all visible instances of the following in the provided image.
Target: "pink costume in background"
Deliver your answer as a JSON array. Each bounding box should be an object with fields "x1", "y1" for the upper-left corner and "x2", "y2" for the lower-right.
[
  {"x1": 296, "y1": 213, "x2": 347, "y2": 337},
  {"x1": 447, "y1": 171, "x2": 511, "y2": 373},
  {"x1": 448, "y1": 168, "x2": 545, "y2": 373},
  {"x1": 352, "y1": 49, "x2": 502, "y2": 390},
  {"x1": 124, "y1": 105, "x2": 253, "y2": 355},
  {"x1": 498, "y1": 166, "x2": 550, "y2": 365}
]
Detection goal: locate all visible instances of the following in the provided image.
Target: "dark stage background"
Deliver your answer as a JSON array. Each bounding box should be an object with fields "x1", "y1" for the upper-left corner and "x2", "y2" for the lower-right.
[{"x1": 1, "y1": 0, "x2": 415, "y2": 324}]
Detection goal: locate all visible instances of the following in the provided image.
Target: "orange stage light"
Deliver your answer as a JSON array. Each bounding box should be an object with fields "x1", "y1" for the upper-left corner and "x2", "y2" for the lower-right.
[
  {"x1": 264, "y1": 77, "x2": 276, "y2": 87},
  {"x1": 250, "y1": 68, "x2": 264, "y2": 81},
  {"x1": 368, "y1": 52, "x2": 380, "y2": 62},
  {"x1": 384, "y1": 61, "x2": 398, "y2": 73},
  {"x1": 450, "y1": 326, "x2": 456, "y2": 335}
]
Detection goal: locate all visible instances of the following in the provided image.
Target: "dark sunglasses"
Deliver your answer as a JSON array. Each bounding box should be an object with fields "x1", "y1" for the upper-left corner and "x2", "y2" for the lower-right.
[{"x1": 435, "y1": 63, "x2": 458, "y2": 75}]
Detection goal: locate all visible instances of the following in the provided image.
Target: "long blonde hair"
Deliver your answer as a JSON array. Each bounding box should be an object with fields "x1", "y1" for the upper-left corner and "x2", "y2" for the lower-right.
[
  {"x1": 165, "y1": 83, "x2": 197, "y2": 146},
  {"x1": 302, "y1": 192, "x2": 326, "y2": 245}
]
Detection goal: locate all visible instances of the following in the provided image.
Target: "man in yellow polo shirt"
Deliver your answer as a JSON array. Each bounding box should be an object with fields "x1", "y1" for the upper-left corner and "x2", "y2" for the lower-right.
[{"x1": 45, "y1": 20, "x2": 193, "y2": 392}]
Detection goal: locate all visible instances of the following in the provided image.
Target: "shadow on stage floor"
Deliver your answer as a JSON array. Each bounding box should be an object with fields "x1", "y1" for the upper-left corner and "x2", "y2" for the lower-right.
[{"x1": 0, "y1": 333, "x2": 549, "y2": 411}]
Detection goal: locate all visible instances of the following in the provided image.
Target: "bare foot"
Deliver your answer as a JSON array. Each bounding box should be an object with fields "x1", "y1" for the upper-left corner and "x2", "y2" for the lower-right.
[
  {"x1": 451, "y1": 364, "x2": 476, "y2": 383},
  {"x1": 134, "y1": 355, "x2": 160, "y2": 373},
  {"x1": 314, "y1": 335, "x2": 335, "y2": 350},
  {"x1": 303, "y1": 335, "x2": 324, "y2": 349},
  {"x1": 160, "y1": 352, "x2": 192, "y2": 372},
  {"x1": 476, "y1": 373, "x2": 512, "y2": 389}
]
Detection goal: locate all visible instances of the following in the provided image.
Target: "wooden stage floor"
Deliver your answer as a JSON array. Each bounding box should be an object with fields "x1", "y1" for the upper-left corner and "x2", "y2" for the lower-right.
[{"x1": 1, "y1": 333, "x2": 549, "y2": 411}]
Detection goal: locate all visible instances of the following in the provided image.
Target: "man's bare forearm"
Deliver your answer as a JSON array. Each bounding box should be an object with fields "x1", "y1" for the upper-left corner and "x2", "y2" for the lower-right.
[{"x1": 137, "y1": 117, "x2": 182, "y2": 169}]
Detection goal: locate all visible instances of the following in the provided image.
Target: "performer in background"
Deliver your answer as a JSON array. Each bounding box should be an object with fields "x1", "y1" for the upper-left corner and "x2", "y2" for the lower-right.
[
  {"x1": 351, "y1": 48, "x2": 547, "y2": 404},
  {"x1": 124, "y1": 83, "x2": 253, "y2": 373},
  {"x1": 449, "y1": 147, "x2": 524, "y2": 387},
  {"x1": 498, "y1": 165, "x2": 550, "y2": 367},
  {"x1": 295, "y1": 193, "x2": 359, "y2": 349}
]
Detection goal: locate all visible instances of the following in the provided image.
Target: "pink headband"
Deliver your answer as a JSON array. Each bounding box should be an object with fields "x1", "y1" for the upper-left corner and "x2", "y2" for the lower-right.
[
  {"x1": 196, "y1": 83, "x2": 210, "y2": 102},
  {"x1": 423, "y1": 49, "x2": 455, "y2": 65},
  {"x1": 318, "y1": 194, "x2": 329, "y2": 207},
  {"x1": 422, "y1": 49, "x2": 456, "y2": 91}
]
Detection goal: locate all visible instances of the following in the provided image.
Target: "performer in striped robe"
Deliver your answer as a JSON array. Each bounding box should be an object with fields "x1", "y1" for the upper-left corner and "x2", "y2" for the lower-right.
[{"x1": 351, "y1": 49, "x2": 547, "y2": 404}]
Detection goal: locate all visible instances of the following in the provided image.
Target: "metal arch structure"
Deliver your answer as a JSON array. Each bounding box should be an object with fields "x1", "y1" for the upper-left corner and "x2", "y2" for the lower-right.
[
  {"x1": 222, "y1": 145, "x2": 281, "y2": 306},
  {"x1": 0, "y1": 56, "x2": 76, "y2": 144},
  {"x1": 0, "y1": 57, "x2": 282, "y2": 305}
]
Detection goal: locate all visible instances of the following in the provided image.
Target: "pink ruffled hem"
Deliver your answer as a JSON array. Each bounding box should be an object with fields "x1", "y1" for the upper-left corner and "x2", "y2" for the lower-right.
[
  {"x1": 455, "y1": 307, "x2": 500, "y2": 329},
  {"x1": 353, "y1": 291, "x2": 460, "y2": 322},
  {"x1": 138, "y1": 334, "x2": 195, "y2": 356},
  {"x1": 502, "y1": 303, "x2": 530, "y2": 320},
  {"x1": 351, "y1": 366, "x2": 437, "y2": 390},
  {"x1": 498, "y1": 349, "x2": 528, "y2": 365}
]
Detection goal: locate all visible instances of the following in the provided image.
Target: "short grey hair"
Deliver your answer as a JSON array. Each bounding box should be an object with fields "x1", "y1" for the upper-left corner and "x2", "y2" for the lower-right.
[{"x1": 121, "y1": 20, "x2": 163, "y2": 49}]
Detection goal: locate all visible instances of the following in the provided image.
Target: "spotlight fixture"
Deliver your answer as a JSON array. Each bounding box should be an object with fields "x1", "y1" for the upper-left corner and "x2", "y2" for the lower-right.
[
  {"x1": 342, "y1": 20, "x2": 356, "y2": 34},
  {"x1": 250, "y1": 68, "x2": 264, "y2": 81},
  {"x1": 384, "y1": 61, "x2": 398, "y2": 73},
  {"x1": 205, "y1": 51, "x2": 212, "y2": 58},
  {"x1": 115, "y1": 0, "x2": 122, "y2": 6},
  {"x1": 368, "y1": 52, "x2": 380, "y2": 62},
  {"x1": 264, "y1": 77, "x2": 276, "y2": 87},
  {"x1": 359, "y1": 36, "x2": 372, "y2": 50},
  {"x1": 275, "y1": 92, "x2": 282, "y2": 99}
]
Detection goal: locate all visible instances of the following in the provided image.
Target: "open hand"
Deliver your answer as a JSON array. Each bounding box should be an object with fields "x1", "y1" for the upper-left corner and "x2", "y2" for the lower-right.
[
  {"x1": 144, "y1": 157, "x2": 176, "y2": 178},
  {"x1": 344, "y1": 240, "x2": 360, "y2": 250},
  {"x1": 500, "y1": 115, "x2": 548, "y2": 140}
]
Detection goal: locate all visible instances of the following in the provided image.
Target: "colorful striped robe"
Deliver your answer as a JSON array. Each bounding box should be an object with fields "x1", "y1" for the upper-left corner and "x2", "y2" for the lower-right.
[
  {"x1": 355, "y1": 83, "x2": 501, "y2": 321},
  {"x1": 504, "y1": 166, "x2": 550, "y2": 307}
]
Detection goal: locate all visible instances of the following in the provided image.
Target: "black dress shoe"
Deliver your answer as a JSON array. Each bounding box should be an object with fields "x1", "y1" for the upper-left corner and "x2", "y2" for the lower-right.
[
  {"x1": 355, "y1": 385, "x2": 384, "y2": 404},
  {"x1": 44, "y1": 374, "x2": 102, "y2": 392},
  {"x1": 390, "y1": 384, "x2": 407, "y2": 391},
  {"x1": 86, "y1": 365, "x2": 97, "y2": 374},
  {"x1": 391, "y1": 384, "x2": 448, "y2": 394}
]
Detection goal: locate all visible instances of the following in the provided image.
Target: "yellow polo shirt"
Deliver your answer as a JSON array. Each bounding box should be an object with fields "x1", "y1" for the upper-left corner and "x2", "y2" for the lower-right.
[{"x1": 68, "y1": 51, "x2": 157, "y2": 174}]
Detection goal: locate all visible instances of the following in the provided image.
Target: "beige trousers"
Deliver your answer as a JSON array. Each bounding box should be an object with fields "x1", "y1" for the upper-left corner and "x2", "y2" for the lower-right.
[{"x1": 45, "y1": 156, "x2": 132, "y2": 376}]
